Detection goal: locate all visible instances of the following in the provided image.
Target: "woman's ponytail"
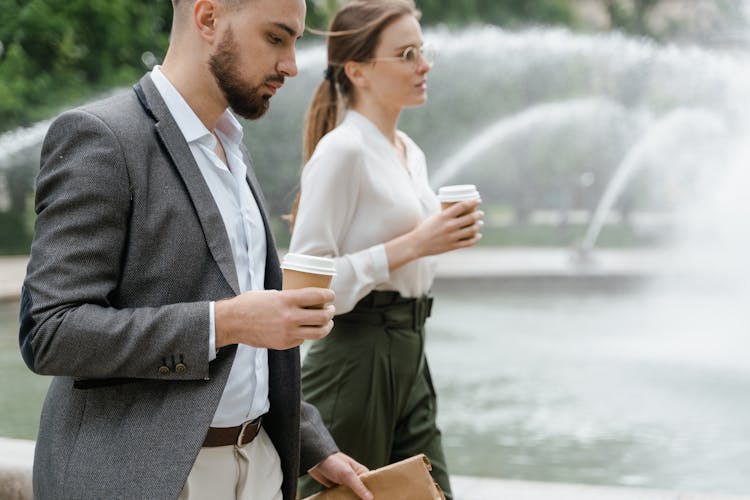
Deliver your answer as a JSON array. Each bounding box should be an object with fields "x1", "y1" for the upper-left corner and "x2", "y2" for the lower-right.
[{"x1": 302, "y1": 72, "x2": 340, "y2": 164}]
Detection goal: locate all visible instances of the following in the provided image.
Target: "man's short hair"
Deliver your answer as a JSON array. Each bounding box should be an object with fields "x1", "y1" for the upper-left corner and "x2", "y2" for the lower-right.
[{"x1": 173, "y1": 0, "x2": 248, "y2": 9}]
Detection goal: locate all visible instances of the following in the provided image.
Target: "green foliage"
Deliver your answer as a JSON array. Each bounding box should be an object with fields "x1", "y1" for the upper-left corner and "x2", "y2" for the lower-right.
[
  {"x1": 0, "y1": 164, "x2": 35, "y2": 255},
  {"x1": 0, "y1": 0, "x2": 172, "y2": 131},
  {"x1": 305, "y1": 0, "x2": 339, "y2": 31},
  {"x1": 417, "y1": 0, "x2": 574, "y2": 27},
  {"x1": 605, "y1": 0, "x2": 660, "y2": 36},
  {"x1": 0, "y1": 211, "x2": 31, "y2": 254},
  {"x1": 304, "y1": 0, "x2": 575, "y2": 29}
]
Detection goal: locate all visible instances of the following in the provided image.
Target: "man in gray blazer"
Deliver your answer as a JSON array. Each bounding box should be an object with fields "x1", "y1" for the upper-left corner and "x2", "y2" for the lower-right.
[{"x1": 19, "y1": 0, "x2": 373, "y2": 499}]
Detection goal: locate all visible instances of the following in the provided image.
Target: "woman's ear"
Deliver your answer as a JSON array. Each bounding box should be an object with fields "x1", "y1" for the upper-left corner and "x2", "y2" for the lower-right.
[{"x1": 345, "y1": 61, "x2": 370, "y2": 90}]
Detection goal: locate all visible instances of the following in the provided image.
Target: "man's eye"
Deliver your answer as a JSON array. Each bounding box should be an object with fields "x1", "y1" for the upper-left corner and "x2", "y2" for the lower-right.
[{"x1": 268, "y1": 35, "x2": 283, "y2": 45}]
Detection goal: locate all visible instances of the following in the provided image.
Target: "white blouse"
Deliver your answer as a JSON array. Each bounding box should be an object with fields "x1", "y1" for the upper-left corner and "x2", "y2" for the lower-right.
[{"x1": 289, "y1": 110, "x2": 440, "y2": 314}]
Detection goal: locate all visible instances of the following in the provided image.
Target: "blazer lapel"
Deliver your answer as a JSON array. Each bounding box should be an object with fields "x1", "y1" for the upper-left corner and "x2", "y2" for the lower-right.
[{"x1": 134, "y1": 74, "x2": 241, "y2": 296}]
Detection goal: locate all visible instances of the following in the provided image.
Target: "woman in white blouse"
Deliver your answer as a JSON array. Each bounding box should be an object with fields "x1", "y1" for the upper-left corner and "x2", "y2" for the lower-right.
[{"x1": 290, "y1": 1, "x2": 483, "y2": 498}]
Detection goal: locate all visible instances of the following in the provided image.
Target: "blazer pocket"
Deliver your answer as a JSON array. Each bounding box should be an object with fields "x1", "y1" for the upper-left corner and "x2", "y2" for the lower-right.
[{"x1": 73, "y1": 377, "x2": 137, "y2": 390}]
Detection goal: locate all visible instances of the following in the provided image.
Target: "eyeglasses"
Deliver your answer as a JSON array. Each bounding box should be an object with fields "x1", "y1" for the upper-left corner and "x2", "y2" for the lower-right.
[{"x1": 367, "y1": 44, "x2": 435, "y2": 70}]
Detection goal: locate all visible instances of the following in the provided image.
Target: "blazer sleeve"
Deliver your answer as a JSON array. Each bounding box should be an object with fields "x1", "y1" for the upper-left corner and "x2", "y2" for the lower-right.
[
  {"x1": 299, "y1": 400, "x2": 339, "y2": 474},
  {"x1": 19, "y1": 109, "x2": 212, "y2": 381}
]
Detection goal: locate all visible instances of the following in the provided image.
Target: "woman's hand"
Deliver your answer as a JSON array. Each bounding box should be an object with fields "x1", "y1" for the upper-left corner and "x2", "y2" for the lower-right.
[{"x1": 385, "y1": 199, "x2": 483, "y2": 271}]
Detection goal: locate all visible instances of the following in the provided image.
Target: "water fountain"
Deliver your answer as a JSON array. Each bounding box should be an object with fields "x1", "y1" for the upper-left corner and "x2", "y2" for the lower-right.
[
  {"x1": 579, "y1": 107, "x2": 728, "y2": 252},
  {"x1": 0, "y1": 120, "x2": 51, "y2": 172},
  {"x1": 429, "y1": 96, "x2": 633, "y2": 189}
]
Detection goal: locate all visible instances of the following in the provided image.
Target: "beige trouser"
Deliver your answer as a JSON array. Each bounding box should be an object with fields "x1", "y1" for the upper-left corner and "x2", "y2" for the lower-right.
[{"x1": 179, "y1": 427, "x2": 283, "y2": 500}]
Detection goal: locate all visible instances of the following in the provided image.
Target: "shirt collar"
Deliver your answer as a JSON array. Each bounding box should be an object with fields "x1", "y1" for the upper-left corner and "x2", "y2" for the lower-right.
[
  {"x1": 343, "y1": 110, "x2": 378, "y2": 136},
  {"x1": 150, "y1": 66, "x2": 244, "y2": 149},
  {"x1": 344, "y1": 109, "x2": 409, "y2": 159},
  {"x1": 216, "y1": 110, "x2": 244, "y2": 148}
]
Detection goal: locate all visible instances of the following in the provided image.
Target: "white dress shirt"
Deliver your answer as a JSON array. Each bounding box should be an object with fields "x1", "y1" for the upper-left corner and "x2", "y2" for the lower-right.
[
  {"x1": 151, "y1": 67, "x2": 269, "y2": 427},
  {"x1": 290, "y1": 110, "x2": 440, "y2": 314}
]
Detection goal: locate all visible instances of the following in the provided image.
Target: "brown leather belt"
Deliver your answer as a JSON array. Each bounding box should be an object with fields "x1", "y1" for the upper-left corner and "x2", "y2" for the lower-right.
[{"x1": 203, "y1": 416, "x2": 262, "y2": 447}]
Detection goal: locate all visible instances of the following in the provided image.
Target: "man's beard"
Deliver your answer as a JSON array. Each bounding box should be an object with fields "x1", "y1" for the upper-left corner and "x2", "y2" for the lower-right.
[{"x1": 209, "y1": 28, "x2": 282, "y2": 120}]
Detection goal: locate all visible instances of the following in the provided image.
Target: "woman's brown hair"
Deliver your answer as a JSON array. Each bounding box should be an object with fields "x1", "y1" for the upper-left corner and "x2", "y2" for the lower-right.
[{"x1": 290, "y1": 0, "x2": 420, "y2": 229}]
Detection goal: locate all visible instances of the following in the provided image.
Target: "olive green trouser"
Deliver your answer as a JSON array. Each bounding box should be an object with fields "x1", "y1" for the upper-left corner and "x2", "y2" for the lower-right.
[{"x1": 299, "y1": 291, "x2": 452, "y2": 499}]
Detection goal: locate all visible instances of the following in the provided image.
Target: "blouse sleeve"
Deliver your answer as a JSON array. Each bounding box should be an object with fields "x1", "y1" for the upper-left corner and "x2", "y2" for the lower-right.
[{"x1": 289, "y1": 134, "x2": 390, "y2": 314}]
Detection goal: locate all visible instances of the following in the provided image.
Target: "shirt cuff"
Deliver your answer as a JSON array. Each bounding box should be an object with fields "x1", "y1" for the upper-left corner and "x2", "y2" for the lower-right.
[
  {"x1": 369, "y1": 243, "x2": 390, "y2": 284},
  {"x1": 208, "y1": 301, "x2": 217, "y2": 361}
]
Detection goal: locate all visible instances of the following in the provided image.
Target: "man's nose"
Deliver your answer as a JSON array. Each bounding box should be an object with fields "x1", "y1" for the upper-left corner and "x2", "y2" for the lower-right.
[{"x1": 278, "y1": 48, "x2": 298, "y2": 78}]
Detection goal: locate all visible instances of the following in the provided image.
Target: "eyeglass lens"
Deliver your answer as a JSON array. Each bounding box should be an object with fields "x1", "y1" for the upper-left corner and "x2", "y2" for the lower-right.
[{"x1": 404, "y1": 46, "x2": 434, "y2": 66}]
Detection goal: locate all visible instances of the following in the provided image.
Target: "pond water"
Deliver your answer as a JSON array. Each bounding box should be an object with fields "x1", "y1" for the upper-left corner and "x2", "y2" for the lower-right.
[{"x1": 427, "y1": 281, "x2": 750, "y2": 496}]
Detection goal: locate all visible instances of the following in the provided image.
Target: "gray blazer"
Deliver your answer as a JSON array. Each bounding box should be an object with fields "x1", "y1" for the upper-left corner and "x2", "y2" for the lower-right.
[{"x1": 19, "y1": 73, "x2": 337, "y2": 500}]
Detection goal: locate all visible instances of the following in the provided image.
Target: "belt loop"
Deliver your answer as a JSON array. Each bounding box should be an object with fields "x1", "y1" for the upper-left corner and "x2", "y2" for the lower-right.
[
  {"x1": 413, "y1": 296, "x2": 433, "y2": 330},
  {"x1": 414, "y1": 298, "x2": 425, "y2": 331},
  {"x1": 235, "y1": 420, "x2": 250, "y2": 448},
  {"x1": 412, "y1": 299, "x2": 418, "y2": 331}
]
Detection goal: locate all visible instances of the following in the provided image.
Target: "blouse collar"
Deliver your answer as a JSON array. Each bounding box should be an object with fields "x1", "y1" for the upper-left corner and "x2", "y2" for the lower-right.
[{"x1": 343, "y1": 110, "x2": 413, "y2": 173}]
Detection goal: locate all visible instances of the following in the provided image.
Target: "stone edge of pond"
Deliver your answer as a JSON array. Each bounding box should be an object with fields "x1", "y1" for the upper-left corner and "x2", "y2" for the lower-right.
[
  {"x1": 0, "y1": 256, "x2": 27, "y2": 304},
  {"x1": 0, "y1": 438, "x2": 33, "y2": 500},
  {"x1": 2, "y1": 438, "x2": 748, "y2": 500},
  {"x1": 0, "y1": 248, "x2": 688, "y2": 303}
]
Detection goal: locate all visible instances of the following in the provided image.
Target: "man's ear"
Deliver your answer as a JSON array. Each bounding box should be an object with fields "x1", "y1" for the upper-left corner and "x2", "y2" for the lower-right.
[
  {"x1": 344, "y1": 61, "x2": 369, "y2": 90},
  {"x1": 193, "y1": 0, "x2": 220, "y2": 43}
]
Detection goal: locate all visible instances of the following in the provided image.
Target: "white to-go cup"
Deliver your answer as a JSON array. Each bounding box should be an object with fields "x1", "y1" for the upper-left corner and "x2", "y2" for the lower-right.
[
  {"x1": 280, "y1": 253, "x2": 336, "y2": 291},
  {"x1": 438, "y1": 184, "x2": 481, "y2": 213}
]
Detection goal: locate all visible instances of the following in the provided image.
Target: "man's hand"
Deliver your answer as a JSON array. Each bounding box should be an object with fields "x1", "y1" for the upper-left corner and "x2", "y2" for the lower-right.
[
  {"x1": 214, "y1": 288, "x2": 335, "y2": 350},
  {"x1": 309, "y1": 452, "x2": 373, "y2": 500}
]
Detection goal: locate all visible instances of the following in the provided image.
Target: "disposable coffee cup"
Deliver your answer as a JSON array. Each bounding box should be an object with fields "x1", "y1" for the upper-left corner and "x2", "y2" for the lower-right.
[
  {"x1": 280, "y1": 253, "x2": 336, "y2": 305},
  {"x1": 438, "y1": 184, "x2": 481, "y2": 213}
]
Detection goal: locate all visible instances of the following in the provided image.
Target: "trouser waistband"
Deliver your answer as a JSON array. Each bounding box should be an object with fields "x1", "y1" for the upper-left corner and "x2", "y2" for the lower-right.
[{"x1": 339, "y1": 290, "x2": 433, "y2": 330}]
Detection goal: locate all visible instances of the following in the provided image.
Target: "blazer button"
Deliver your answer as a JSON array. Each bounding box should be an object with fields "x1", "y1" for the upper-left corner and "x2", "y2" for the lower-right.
[
  {"x1": 158, "y1": 365, "x2": 171, "y2": 375},
  {"x1": 175, "y1": 363, "x2": 187, "y2": 374}
]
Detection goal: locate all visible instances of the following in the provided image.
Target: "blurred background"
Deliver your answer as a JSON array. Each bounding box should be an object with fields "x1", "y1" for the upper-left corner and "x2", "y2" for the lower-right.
[{"x1": 2, "y1": 0, "x2": 750, "y2": 496}]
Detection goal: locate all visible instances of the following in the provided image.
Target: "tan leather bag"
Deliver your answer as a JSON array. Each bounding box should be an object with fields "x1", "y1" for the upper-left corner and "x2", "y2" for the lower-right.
[{"x1": 302, "y1": 454, "x2": 445, "y2": 500}]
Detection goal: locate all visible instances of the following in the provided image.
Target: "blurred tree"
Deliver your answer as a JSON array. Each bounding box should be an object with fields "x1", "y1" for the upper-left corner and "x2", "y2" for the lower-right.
[
  {"x1": 604, "y1": 0, "x2": 746, "y2": 41},
  {"x1": 0, "y1": 0, "x2": 575, "y2": 132},
  {"x1": 605, "y1": 0, "x2": 660, "y2": 36},
  {"x1": 305, "y1": 0, "x2": 340, "y2": 30},
  {"x1": 0, "y1": 163, "x2": 35, "y2": 254},
  {"x1": 305, "y1": 0, "x2": 575, "y2": 28},
  {"x1": 0, "y1": 0, "x2": 172, "y2": 131},
  {"x1": 417, "y1": 0, "x2": 575, "y2": 27}
]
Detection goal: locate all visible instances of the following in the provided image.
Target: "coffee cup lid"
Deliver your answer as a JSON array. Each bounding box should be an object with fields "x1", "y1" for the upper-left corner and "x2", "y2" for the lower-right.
[
  {"x1": 437, "y1": 184, "x2": 481, "y2": 202},
  {"x1": 281, "y1": 253, "x2": 336, "y2": 276}
]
